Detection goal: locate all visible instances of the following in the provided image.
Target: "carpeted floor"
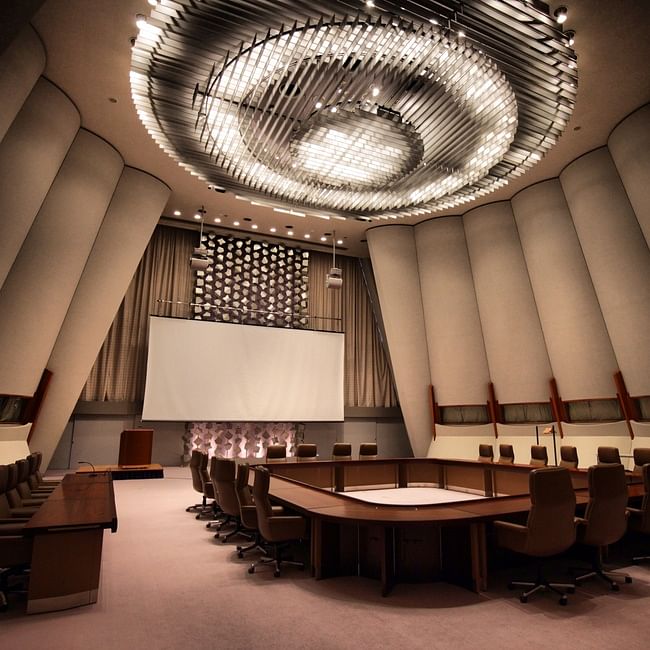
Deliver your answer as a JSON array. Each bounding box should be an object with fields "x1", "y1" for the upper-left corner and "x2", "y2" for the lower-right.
[{"x1": 2, "y1": 467, "x2": 650, "y2": 649}]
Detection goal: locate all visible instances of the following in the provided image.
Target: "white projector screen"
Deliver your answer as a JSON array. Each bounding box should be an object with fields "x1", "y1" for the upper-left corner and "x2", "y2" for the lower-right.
[{"x1": 142, "y1": 317, "x2": 344, "y2": 421}]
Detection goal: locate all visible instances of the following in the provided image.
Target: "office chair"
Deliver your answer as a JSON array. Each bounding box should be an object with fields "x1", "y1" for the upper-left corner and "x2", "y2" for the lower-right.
[
  {"x1": 573, "y1": 463, "x2": 632, "y2": 590},
  {"x1": 597, "y1": 446, "x2": 621, "y2": 464},
  {"x1": 628, "y1": 463, "x2": 650, "y2": 562},
  {"x1": 197, "y1": 452, "x2": 218, "y2": 520},
  {"x1": 559, "y1": 446, "x2": 579, "y2": 469},
  {"x1": 295, "y1": 443, "x2": 317, "y2": 459},
  {"x1": 0, "y1": 534, "x2": 32, "y2": 612},
  {"x1": 30, "y1": 452, "x2": 61, "y2": 489},
  {"x1": 15, "y1": 459, "x2": 51, "y2": 502},
  {"x1": 187, "y1": 450, "x2": 210, "y2": 514},
  {"x1": 633, "y1": 448, "x2": 650, "y2": 473},
  {"x1": 26, "y1": 454, "x2": 56, "y2": 493},
  {"x1": 6, "y1": 464, "x2": 46, "y2": 509},
  {"x1": 234, "y1": 464, "x2": 284, "y2": 559},
  {"x1": 332, "y1": 442, "x2": 352, "y2": 460},
  {"x1": 0, "y1": 465, "x2": 37, "y2": 522},
  {"x1": 212, "y1": 458, "x2": 252, "y2": 543},
  {"x1": 530, "y1": 445, "x2": 548, "y2": 467},
  {"x1": 359, "y1": 443, "x2": 378, "y2": 459},
  {"x1": 494, "y1": 467, "x2": 576, "y2": 605},
  {"x1": 498, "y1": 444, "x2": 515, "y2": 464},
  {"x1": 478, "y1": 444, "x2": 494, "y2": 463},
  {"x1": 266, "y1": 444, "x2": 287, "y2": 460},
  {"x1": 249, "y1": 467, "x2": 306, "y2": 577}
]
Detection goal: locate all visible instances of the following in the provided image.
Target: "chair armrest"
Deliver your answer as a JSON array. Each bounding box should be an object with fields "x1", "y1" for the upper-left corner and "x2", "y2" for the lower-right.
[
  {"x1": 494, "y1": 520, "x2": 527, "y2": 553},
  {"x1": 267, "y1": 516, "x2": 306, "y2": 539}
]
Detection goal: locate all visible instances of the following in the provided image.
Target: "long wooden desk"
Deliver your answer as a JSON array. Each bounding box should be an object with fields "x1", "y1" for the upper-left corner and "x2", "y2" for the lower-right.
[
  {"x1": 23, "y1": 472, "x2": 117, "y2": 613},
  {"x1": 256, "y1": 457, "x2": 642, "y2": 596}
]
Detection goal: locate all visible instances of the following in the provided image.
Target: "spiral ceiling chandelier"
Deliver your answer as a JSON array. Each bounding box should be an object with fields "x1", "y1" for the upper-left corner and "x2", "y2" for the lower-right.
[{"x1": 131, "y1": 1, "x2": 577, "y2": 220}]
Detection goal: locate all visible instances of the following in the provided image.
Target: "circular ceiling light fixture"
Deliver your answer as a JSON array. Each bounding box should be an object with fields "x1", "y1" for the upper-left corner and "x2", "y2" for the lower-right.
[{"x1": 131, "y1": 1, "x2": 577, "y2": 220}]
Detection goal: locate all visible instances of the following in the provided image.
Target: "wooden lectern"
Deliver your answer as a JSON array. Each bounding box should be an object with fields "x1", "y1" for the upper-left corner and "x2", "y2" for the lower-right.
[{"x1": 118, "y1": 429, "x2": 154, "y2": 466}]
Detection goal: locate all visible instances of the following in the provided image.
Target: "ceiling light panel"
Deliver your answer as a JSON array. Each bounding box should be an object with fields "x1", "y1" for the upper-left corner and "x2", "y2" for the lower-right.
[{"x1": 131, "y1": 0, "x2": 577, "y2": 220}]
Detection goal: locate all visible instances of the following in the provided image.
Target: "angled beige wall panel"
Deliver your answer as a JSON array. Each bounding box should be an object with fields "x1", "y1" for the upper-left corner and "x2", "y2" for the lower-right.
[
  {"x1": 414, "y1": 216, "x2": 490, "y2": 405},
  {"x1": 367, "y1": 225, "x2": 432, "y2": 456},
  {"x1": 463, "y1": 202, "x2": 552, "y2": 403},
  {"x1": 0, "y1": 25, "x2": 44, "y2": 143},
  {"x1": 512, "y1": 180, "x2": 619, "y2": 399},
  {"x1": 0, "y1": 129, "x2": 123, "y2": 396},
  {"x1": 30, "y1": 168, "x2": 170, "y2": 467},
  {"x1": 0, "y1": 78, "x2": 80, "y2": 288},
  {"x1": 608, "y1": 104, "x2": 650, "y2": 246},
  {"x1": 561, "y1": 148, "x2": 650, "y2": 396}
]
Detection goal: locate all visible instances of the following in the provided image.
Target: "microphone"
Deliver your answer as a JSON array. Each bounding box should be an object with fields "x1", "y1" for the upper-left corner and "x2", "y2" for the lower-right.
[{"x1": 78, "y1": 461, "x2": 97, "y2": 477}]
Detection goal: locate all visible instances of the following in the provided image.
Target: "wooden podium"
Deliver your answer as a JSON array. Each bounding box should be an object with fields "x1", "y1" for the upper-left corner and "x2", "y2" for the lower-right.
[{"x1": 118, "y1": 428, "x2": 154, "y2": 466}]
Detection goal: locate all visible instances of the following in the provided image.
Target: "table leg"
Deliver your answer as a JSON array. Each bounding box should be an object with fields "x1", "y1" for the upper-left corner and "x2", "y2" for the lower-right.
[
  {"x1": 469, "y1": 523, "x2": 488, "y2": 592},
  {"x1": 380, "y1": 527, "x2": 395, "y2": 597},
  {"x1": 311, "y1": 517, "x2": 322, "y2": 579}
]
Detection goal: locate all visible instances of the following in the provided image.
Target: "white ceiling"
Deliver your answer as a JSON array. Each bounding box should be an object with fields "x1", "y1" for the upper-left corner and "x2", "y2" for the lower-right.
[{"x1": 31, "y1": 0, "x2": 650, "y2": 257}]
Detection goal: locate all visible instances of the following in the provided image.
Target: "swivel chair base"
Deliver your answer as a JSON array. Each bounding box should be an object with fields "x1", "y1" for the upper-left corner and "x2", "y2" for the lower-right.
[
  {"x1": 214, "y1": 519, "x2": 253, "y2": 543},
  {"x1": 247, "y1": 542, "x2": 304, "y2": 578},
  {"x1": 237, "y1": 532, "x2": 268, "y2": 559},
  {"x1": 0, "y1": 565, "x2": 30, "y2": 613},
  {"x1": 572, "y1": 548, "x2": 632, "y2": 591},
  {"x1": 508, "y1": 564, "x2": 574, "y2": 605}
]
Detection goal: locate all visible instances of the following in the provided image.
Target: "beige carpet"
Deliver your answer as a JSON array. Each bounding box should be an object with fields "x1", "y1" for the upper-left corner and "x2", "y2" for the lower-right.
[{"x1": 2, "y1": 467, "x2": 650, "y2": 649}]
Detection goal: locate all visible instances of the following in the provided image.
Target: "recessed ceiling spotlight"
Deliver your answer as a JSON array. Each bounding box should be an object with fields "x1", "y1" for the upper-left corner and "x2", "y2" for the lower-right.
[
  {"x1": 371, "y1": 86, "x2": 380, "y2": 97},
  {"x1": 304, "y1": 234, "x2": 311, "y2": 239},
  {"x1": 233, "y1": 220, "x2": 240, "y2": 226},
  {"x1": 429, "y1": 18, "x2": 438, "y2": 25},
  {"x1": 330, "y1": 106, "x2": 338, "y2": 113},
  {"x1": 214, "y1": 217, "x2": 221, "y2": 223},
  {"x1": 147, "y1": 0, "x2": 159, "y2": 6},
  {"x1": 315, "y1": 101, "x2": 323, "y2": 109},
  {"x1": 565, "y1": 30, "x2": 575, "y2": 46},
  {"x1": 287, "y1": 230, "x2": 294, "y2": 236},
  {"x1": 320, "y1": 236, "x2": 327, "y2": 242},
  {"x1": 194, "y1": 213, "x2": 201, "y2": 220},
  {"x1": 337, "y1": 239, "x2": 343, "y2": 245},
  {"x1": 366, "y1": 1, "x2": 375, "y2": 7},
  {"x1": 270, "y1": 227, "x2": 277, "y2": 233},
  {"x1": 553, "y1": 6, "x2": 568, "y2": 24},
  {"x1": 173, "y1": 210, "x2": 181, "y2": 216},
  {"x1": 457, "y1": 30, "x2": 466, "y2": 39},
  {"x1": 135, "y1": 14, "x2": 147, "y2": 29},
  {"x1": 251, "y1": 224, "x2": 258, "y2": 229}
]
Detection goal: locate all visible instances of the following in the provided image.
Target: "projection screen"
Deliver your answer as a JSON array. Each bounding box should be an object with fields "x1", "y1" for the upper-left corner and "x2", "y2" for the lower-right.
[{"x1": 142, "y1": 317, "x2": 344, "y2": 421}]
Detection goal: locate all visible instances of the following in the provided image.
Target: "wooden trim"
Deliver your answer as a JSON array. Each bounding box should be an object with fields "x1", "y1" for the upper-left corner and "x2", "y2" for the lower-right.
[
  {"x1": 614, "y1": 371, "x2": 638, "y2": 439},
  {"x1": 548, "y1": 377, "x2": 565, "y2": 438},
  {"x1": 487, "y1": 382, "x2": 500, "y2": 438},
  {"x1": 428, "y1": 385, "x2": 437, "y2": 441}
]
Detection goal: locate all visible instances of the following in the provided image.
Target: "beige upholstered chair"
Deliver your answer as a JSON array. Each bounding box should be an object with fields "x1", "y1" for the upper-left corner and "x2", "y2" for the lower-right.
[
  {"x1": 478, "y1": 444, "x2": 494, "y2": 463},
  {"x1": 295, "y1": 443, "x2": 317, "y2": 459},
  {"x1": 597, "y1": 446, "x2": 621, "y2": 465},
  {"x1": 628, "y1": 463, "x2": 650, "y2": 562},
  {"x1": 249, "y1": 467, "x2": 306, "y2": 577},
  {"x1": 0, "y1": 465, "x2": 37, "y2": 523},
  {"x1": 266, "y1": 444, "x2": 287, "y2": 460},
  {"x1": 498, "y1": 444, "x2": 515, "y2": 464},
  {"x1": 30, "y1": 452, "x2": 61, "y2": 489},
  {"x1": 332, "y1": 443, "x2": 352, "y2": 460},
  {"x1": 26, "y1": 454, "x2": 56, "y2": 493},
  {"x1": 633, "y1": 448, "x2": 650, "y2": 473},
  {"x1": 573, "y1": 464, "x2": 632, "y2": 590},
  {"x1": 495, "y1": 467, "x2": 577, "y2": 605},
  {"x1": 6, "y1": 464, "x2": 45, "y2": 509},
  {"x1": 359, "y1": 443, "x2": 378, "y2": 459},
  {"x1": 530, "y1": 445, "x2": 548, "y2": 467},
  {"x1": 559, "y1": 446, "x2": 579, "y2": 469}
]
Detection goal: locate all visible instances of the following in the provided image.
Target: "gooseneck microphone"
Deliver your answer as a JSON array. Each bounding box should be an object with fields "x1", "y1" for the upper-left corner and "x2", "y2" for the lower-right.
[{"x1": 78, "y1": 461, "x2": 97, "y2": 477}]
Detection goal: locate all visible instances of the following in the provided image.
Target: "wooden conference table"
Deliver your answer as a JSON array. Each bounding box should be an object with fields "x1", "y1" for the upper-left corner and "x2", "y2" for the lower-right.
[
  {"x1": 23, "y1": 472, "x2": 117, "y2": 613},
  {"x1": 255, "y1": 457, "x2": 643, "y2": 596}
]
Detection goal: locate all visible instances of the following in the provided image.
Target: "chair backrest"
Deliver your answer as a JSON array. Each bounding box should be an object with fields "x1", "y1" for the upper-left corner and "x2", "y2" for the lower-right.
[
  {"x1": 633, "y1": 448, "x2": 650, "y2": 473},
  {"x1": 638, "y1": 464, "x2": 650, "y2": 533},
  {"x1": 498, "y1": 444, "x2": 514, "y2": 464},
  {"x1": 235, "y1": 464, "x2": 257, "y2": 529},
  {"x1": 332, "y1": 443, "x2": 352, "y2": 460},
  {"x1": 0, "y1": 465, "x2": 12, "y2": 517},
  {"x1": 530, "y1": 445, "x2": 548, "y2": 467},
  {"x1": 597, "y1": 446, "x2": 621, "y2": 464},
  {"x1": 27, "y1": 453, "x2": 39, "y2": 489},
  {"x1": 525, "y1": 467, "x2": 576, "y2": 556},
  {"x1": 252, "y1": 467, "x2": 275, "y2": 540},
  {"x1": 15, "y1": 459, "x2": 32, "y2": 498},
  {"x1": 199, "y1": 452, "x2": 211, "y2": 490},
  {"x1": 266, "y1": 444, "x2": 287, "y2": 460},
  {"x1": 212, "y1": 458, "x2": 239, "y2": 517},
  {"x1": 359, "y1": 443, "x2": 378, "y2": 459},
  {"x1": 6, "y1": 463, "x2": 23, "y2": 508},
  {"x1": 33, "y1": 451, "x2": 44, "y2": 482},
  {"x1": 478, "y1": 444, "x2": 494, "y2": 463},
  {"x1": 189, "y1": 450, "x2": 204, "y2": 494},
  {"x1": 580, "y1": 463, "x2": 628, "y2": 547},
  {"x1": 296, "y1": 443, "x2": 317, "y2": 458},
  {"x1": 559, "y1": 445, "x2": 579, "y2": 469}
]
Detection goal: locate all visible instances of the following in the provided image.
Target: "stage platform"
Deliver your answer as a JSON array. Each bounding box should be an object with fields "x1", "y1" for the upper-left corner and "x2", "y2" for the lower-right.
[{"x1": 77, "y1": 464, "x2": 164, "y2": 480}]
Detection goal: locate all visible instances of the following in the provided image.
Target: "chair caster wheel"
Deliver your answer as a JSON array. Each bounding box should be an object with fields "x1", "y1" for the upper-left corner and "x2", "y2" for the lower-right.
[
  {"x1": 195, "y1": 514, "x2": 201, "y2": 520},
  {"x1": 273, "y1": 570, "x2": 281, "y2": 578},
  {"x1": 248, "y1": 566, "x2": 255, "y2": 574},
  {"x1": 559, "y1": 596, "x2": 568, "y2": 606},
  {"x1": 214, "y1": 533, "x2": 220, "y2": 539},
  {"x1": 205, "y1": 523, "x2": 212, "y2": 529},
  {"x1": 238, "y1": 551, "x2": 244, "y2": 559},
  {"x1": 567, "y1": 586, "x2": 575, "y2": 594},
  {"x1": 625, "y1": 576, "x2": 633, "y2": 584},
  {"x1": 221, "y1": 538, "x2": 227, "y2": 544},
  {"x1": 519, "y1": 595, "x2": 527, "y2": 604}
]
